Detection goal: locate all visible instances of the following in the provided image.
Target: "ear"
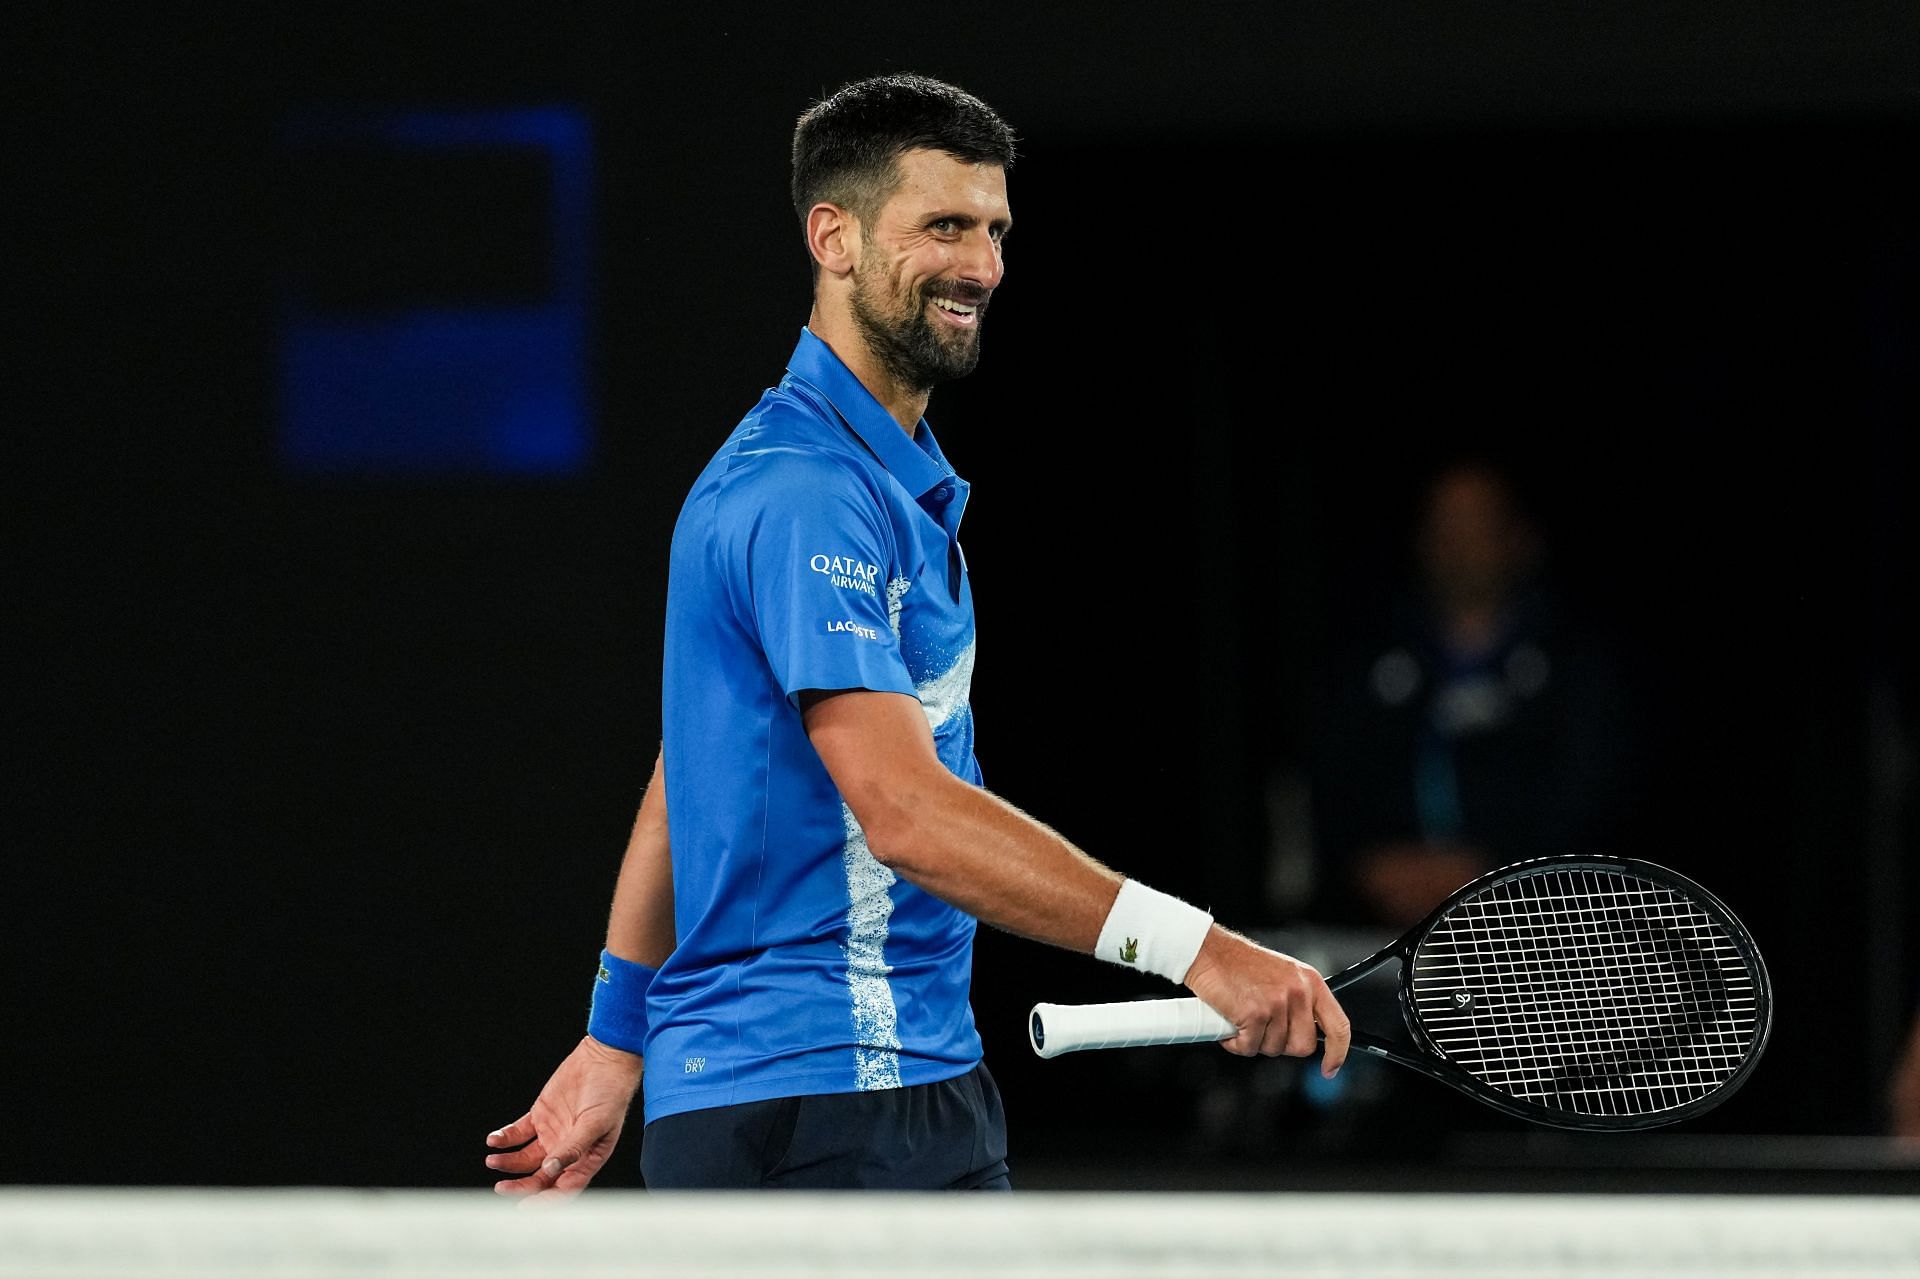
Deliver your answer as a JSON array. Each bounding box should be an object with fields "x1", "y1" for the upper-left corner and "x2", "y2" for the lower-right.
[{"x1": 805, "y1": 202, "x2": 859, "y2": 277}]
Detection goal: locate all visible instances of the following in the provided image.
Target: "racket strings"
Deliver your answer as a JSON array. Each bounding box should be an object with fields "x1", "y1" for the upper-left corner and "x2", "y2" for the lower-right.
[{"x1": 1410, "y1": 868, "x2": 1760, "y2": 1117}]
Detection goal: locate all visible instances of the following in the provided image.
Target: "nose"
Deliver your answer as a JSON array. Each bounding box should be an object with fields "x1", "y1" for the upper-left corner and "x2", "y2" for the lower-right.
[{"x1": 957, "y1": 228, "x2": 1005, "y2": 292}]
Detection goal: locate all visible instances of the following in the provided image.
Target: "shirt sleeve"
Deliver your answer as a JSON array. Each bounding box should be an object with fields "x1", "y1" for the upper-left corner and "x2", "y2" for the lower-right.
[{"x1": 722, "y1": 455, "x2": 918, "y2": 707}]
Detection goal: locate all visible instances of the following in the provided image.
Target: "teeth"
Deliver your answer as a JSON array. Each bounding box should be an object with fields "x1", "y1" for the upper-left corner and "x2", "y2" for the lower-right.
[{"x1": 932, "y1": 298, "x2": 976, "y2": 315}]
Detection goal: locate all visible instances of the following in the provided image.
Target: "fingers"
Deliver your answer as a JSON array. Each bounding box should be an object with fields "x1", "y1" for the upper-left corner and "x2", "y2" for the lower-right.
[
  {"x1": 495, "y1": 1150, "x2": 605, "y2": 1205},
  {"x1": 485, "y1": 1112, "x2": 550, "y2": 1181},
  {"x1": 539, "y1": 1138, "x2": 585, "y2": 1182},
  {"x1": 487, "y1": 1111, "x2": 552, "y2": 1189},
  {"x1": 514, "y1": 1174, "x2": 593, "y2": 1209},
  {"x1": 486, "y1": 1113, "x2": 536, "y2": 1149},
  {"x1": 1249, "y1": 1001, "x2": 1315, "y2": 1058},
  {"x1": 493, "y1": 1173, "x2": 550, "y2": 1197},
  {"x1": 1223, "y1": 1001, "x2": 1301, "y2": 1058},
  {"x1": 1284, "y1": 1002, "x2": 1320, "y2": 1058},
  {"x1": 1315, "y1": 982, "x2": 1353, "y2": 1078},
  {"x1": 1257, "y1": 1007, "x2": 1292, "y2": 1058},
  {"x1": 1213, "y1": 965, "x2": 1344, "y2": 1063},
  {"x1": 485, "y1": 1143, "x2": 548, "y2": 1175},
  {"x1": 1194, "y1": 942, "x2": 1354, "y2": 1069},
  {"x1": 491, "y1": 1141, "x2": 561, "y2": 1197},
  {"x1": 551, "y1": 1162, "x2": 602, "y2": 1195},
  {"x1": 486, "y1": 1114, "x2": 585, "y2": 1181}
]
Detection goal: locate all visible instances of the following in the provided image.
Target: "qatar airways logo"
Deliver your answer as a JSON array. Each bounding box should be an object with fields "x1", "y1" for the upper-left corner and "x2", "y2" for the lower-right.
[{"x1": 810, "y1": 552, "x2": 880, "y2": 598}]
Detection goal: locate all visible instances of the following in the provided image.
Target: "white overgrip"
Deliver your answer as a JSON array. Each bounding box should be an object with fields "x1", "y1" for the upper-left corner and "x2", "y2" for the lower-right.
[{"x1": 1028, "y1": 998, "x2": 1238, "y2": 1059}]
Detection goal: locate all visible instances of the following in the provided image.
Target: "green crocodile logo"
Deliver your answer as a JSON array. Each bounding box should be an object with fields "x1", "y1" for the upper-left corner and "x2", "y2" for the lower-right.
[
  {"x1": 1119, "y1": 937, "x2": 1139, "y2": 964},
  {"x1": 596, "y1": 964, "x2": 612, "y2": 984}
]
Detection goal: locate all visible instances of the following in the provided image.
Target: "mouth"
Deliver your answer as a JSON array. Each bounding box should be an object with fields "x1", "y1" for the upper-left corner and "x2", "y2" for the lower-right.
[{"x1": 928, "y1": 294, "x2": 981, "y2": 328}]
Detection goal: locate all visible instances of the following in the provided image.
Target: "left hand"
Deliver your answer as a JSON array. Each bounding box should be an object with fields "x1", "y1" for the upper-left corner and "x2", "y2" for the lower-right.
[{"x1": 484, "y1": 1036, "x2": 644, "y2": 1203}]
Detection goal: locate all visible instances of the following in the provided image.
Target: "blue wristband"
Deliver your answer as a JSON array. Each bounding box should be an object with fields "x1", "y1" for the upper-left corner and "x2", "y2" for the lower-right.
[{"x1": 586, "y1": 949, "x2": 657, "y2": 1055}]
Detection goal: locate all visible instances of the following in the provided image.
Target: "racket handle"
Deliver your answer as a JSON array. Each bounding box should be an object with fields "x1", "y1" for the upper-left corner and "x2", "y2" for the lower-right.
[{"x1": 1028, "y1": 998, "x2": 1236, "y2": 1058}]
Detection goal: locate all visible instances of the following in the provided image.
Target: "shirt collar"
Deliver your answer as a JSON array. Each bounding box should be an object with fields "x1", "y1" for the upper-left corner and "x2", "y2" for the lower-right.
[{"x1": 784, "y1": 327, "x2": 958, "y2": 502}]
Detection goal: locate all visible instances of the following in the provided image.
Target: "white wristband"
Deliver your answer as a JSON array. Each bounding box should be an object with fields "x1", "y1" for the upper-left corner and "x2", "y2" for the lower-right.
[{"x1": 1095, "y1": 878, "x2": 1214, "y2": 984}]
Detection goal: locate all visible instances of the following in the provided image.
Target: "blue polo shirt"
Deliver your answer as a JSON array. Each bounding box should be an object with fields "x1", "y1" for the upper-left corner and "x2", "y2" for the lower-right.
[{"x1": 645, "y1": 328, "x2": 984, "y2": 1120}]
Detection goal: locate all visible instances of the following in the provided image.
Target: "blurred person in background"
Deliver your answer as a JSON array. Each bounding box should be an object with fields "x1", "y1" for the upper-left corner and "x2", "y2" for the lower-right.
[
  {"x1": 1304, "y1": 457, "x2": 1639, "y2": 929},
  {"x1": 1216, "y1": 457, "x2": 1643, "y2": 1153}
]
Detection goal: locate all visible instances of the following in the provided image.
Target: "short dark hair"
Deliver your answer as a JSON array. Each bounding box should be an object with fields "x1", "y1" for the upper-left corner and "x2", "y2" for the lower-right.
[{"x1": 790, "y1": 73, "x2": 1017, "y2": 231}]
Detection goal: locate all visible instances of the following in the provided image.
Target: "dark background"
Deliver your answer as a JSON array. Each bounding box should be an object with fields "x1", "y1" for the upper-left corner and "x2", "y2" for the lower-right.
[{"x1": 15, "y1": 3, "x2": 1918, "y2": 1189}]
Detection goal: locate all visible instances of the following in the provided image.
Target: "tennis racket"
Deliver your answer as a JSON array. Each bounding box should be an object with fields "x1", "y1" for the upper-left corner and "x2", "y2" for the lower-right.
[{"x1": 1030, "y1": 855, "x2": 1772, "y2": 1131}]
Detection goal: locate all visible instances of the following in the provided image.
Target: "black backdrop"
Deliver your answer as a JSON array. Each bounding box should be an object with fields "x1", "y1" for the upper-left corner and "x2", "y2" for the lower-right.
[{"x1": 16, "y1": 3, "x2": 1918, "y2": 1187}]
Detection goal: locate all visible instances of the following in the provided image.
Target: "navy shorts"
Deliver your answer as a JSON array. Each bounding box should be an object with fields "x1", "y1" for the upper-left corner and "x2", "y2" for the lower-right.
[{"x1": 639, "y1": 1061, "x2": 1011, "y2": 1190}]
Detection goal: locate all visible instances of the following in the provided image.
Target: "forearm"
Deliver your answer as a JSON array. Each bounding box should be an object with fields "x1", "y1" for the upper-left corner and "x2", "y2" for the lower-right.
[
  {"x1": 863, "y1": 769, "x2": 1271, "y2": 1008},
  {"x1": 603, "y1": 747, "x2": 675, "y2": 968},
  {"x1": 805, "y1": 690, "x2": 1347, "y2": 1067},
  {"x1": 862, "y1": 768, "x2": 1123, "y2": 953}
]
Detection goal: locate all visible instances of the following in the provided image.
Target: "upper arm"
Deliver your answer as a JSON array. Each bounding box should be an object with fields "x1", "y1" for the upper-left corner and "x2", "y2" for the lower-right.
[
  {"x1": 801, "y1": 688, "x2": 954, "y2": 856},
  {"x1": 720, "y1": 456, "x2": 917, "y2": 708},
  {"x1": 606, "y1": 744, "x2": 675, "y2": 967}
]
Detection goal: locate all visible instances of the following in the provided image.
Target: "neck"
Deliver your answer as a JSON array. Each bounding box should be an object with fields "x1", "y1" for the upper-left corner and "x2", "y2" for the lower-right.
[{"x1": 807, "y1": 304, "x2": 928, "y2": 435}]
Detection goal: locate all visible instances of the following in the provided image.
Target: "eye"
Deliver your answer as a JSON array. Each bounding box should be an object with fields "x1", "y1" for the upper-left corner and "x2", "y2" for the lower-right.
[{"x1": 930, "y1": 218, "x2": 959, "y2": 235}]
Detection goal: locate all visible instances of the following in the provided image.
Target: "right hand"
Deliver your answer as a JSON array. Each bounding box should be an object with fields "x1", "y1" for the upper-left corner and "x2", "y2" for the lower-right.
[
  {"x1": 1183, "y1": 925, "x2": 1351, "y2": 1076},
  {"x1": 484, "y1": 1036, "x2": 644, "y2": 1202}
]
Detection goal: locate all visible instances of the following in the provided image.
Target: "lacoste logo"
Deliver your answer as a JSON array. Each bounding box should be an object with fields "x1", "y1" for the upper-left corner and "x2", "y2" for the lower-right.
[
  {"x1": 1119, "y1": 937, "x2": 1139, "y2": 964},
  {"x1": 596, "y1": 965, "x2": 611, "y2": 984},
  {"x1": 828, "y1": 619, "x2": 881, "y2": 641}
]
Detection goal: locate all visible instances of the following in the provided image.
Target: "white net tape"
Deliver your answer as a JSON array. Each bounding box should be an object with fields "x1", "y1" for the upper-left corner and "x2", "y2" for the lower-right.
[{"x1": 1, "y1": 1189, "x2": 1914, "y2": 1279}]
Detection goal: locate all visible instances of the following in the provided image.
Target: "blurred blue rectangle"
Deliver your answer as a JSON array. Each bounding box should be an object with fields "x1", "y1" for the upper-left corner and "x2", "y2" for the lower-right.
[{"x1": 276, "y1": 107, "x2": 592, "y2": 476}]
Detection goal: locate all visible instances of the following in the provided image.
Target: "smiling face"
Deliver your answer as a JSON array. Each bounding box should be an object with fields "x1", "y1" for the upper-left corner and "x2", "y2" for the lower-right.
[{"x1": 846, "y1": 148, "x2": 1011, "y2": 394}]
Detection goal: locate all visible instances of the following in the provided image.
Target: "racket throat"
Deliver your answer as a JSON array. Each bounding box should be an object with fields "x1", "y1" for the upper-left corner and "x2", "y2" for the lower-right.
[{"x1": 1325, "y1": 944, "x2": 1425, "y2": 1061}]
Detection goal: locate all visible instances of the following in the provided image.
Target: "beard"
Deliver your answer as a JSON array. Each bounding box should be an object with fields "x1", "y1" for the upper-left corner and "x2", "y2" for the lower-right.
[{"x1": 848, "y1": 255, "x2": 989, "y2": 393}]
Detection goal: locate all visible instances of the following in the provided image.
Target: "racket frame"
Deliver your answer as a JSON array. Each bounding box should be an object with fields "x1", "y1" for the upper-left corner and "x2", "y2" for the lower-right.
[{"x1": 1323, "y1": 853, "x2": 1774, "y2": 1132}]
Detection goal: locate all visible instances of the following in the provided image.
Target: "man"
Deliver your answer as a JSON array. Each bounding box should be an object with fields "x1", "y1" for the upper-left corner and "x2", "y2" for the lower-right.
[{"x1": 484, "y1": 73, "x2": 1349, "y2": 1194}]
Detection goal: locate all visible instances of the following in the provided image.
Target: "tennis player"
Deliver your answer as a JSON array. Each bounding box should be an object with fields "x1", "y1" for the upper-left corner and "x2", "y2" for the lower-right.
[{"x1": 485, "y1": 73, "x2": 1350, "y2": 1194}]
